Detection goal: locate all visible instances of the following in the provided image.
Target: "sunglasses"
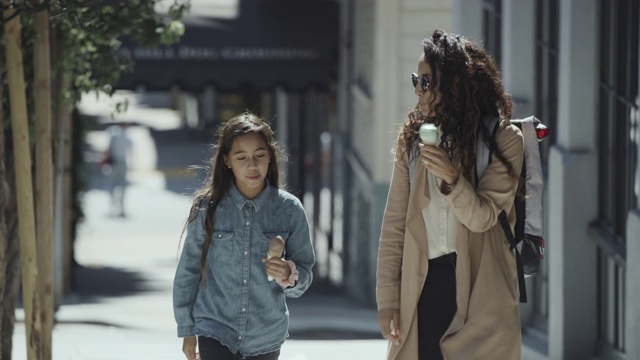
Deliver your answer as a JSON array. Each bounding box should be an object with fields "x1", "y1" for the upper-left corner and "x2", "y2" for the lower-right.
[{"x1": 411, "y1": 73, "x2": 430, "y2": 92}]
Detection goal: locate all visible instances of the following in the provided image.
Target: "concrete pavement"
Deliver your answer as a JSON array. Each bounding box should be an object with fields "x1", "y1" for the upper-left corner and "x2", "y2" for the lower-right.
[{"x1": 12, "y1": 123, "x2": 387, "y2": 360}]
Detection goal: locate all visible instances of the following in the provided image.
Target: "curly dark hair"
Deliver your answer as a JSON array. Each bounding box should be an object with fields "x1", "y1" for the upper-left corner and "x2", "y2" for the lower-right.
[{"x1": 400, "y1": 29, "x2": 517, "y2": 183}]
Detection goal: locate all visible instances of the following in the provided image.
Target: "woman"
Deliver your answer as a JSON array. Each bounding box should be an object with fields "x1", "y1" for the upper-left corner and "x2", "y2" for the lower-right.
[{"x1": 376, "y1": 29, "x2": 524, "y2": 360}]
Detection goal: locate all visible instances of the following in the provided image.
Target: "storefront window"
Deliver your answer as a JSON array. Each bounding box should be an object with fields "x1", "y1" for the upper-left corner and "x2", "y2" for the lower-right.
[{"x1": 595, "y1": 0, "x2": 639, "y2": 356}]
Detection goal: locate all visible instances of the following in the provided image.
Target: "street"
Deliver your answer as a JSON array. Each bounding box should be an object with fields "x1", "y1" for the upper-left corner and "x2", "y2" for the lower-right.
[{"x1": 12, "y1": 116, "x2": 387, "y2": 360}]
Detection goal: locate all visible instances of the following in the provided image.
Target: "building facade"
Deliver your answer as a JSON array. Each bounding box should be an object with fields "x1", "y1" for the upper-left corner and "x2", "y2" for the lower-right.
[
  {"x1": 336, "y1": 0, "x2": 453, "y2": 304},
  {"x1": 339, "y1": 0, "x2": 640, "y2": 358}
]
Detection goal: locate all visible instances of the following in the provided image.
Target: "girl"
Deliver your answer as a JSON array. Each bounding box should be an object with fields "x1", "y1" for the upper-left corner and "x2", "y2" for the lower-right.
[
  {"x1": 173, "y1": 113, "x2": 315, "y2": 360},
  {"x1": 376, "y1": 29, "x2": 524, "y2": 359}
]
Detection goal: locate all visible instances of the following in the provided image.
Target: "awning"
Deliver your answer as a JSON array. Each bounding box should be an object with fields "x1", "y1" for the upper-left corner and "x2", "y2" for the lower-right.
[{"x1": 115, "y1": 0, "x2": 339, "y2": 92}]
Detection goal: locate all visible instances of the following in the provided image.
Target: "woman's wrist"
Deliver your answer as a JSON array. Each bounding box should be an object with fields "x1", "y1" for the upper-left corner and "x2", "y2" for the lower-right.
[
  {"x1": 441, "y1": 172, "x2": 459, "y2": 195},
  {"x1": 445, "y1": 171, "x2": 459, "y2": 187}
]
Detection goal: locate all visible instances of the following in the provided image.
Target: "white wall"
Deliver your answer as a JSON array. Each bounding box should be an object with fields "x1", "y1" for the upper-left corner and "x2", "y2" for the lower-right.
[
  {"x1": 501, "y1": 0, "x2": 535, "y2": 118},
  {"x1": 548, "y1": 0, "x2": 600, "y2": 359},
  {"x1": 342, "y1": 0, "x2": 453, "y2": 303},
  {"x1": 452, "y1": 0, "x2": 483, "y2": 43},
  {"x1": 349, "y1": 0, "x2": 453, "y2": 183},
  {"x1": 372, "y1": 0, "x2": 452, "y2": 183}
]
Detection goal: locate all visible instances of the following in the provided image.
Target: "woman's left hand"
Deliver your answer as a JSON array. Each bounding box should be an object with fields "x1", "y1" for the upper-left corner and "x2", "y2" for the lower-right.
[
  {"x1": 263, "y1": 257, "x2": 292, "y2": 281},
  {"x1": 418, "y1": 143, "x2": 460, "y2": 185}
]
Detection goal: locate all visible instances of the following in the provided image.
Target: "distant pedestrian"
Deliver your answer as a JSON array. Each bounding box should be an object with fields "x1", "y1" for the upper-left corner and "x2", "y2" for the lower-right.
[
  {"x1": 376, "y1": 29, "x2": 524, "y2": 359},
  {"x1": 104, "y1": 122, "x2": 132, "y2": 217},
  {"x1": 173, "y1": 113, "x2": 315, "y2": 360}
]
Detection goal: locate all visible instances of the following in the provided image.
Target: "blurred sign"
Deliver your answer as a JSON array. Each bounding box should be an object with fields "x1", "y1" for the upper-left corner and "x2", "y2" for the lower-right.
[
  {"x1": 115, "y1": 0, "x2": 338, "y2": 91},
  {"x1": 120, "y1": 46, "x2": 321, "y2": 62}
]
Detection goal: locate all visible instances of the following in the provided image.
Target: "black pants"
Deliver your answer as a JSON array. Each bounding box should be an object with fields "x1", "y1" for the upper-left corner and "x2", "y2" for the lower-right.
[
  {"x1": 197, "y1": 337, "x2": 280, "y2": 360},
  {"x1": 417, "y1": 253, "x2": 457, "y2": 360}
]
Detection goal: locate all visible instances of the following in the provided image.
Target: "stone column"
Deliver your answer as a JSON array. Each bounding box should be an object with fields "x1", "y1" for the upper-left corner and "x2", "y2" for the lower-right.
[{"x1": 548, "y1": 1, "x2": 599, "y2": 359}]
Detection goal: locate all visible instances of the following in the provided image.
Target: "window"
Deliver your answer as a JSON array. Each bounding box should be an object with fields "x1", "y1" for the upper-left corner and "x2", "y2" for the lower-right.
[
  {"x1": 532, "y1": 0, "x2": 559, "y2": 333},
  {"x1": 535, "y1": 0, "x2": 559, "y2": 165},
  {"x1": 595, "y1": 0, "x2": 639, "y2": 356},
  {"x1": 482, "y1": 0, "x2": 502, "y2": 66}
]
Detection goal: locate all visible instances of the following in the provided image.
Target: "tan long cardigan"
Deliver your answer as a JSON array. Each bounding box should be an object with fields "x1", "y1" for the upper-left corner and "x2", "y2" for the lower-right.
[{"x1": 376, "y1": 121, "x2": 524, "y2": 360}]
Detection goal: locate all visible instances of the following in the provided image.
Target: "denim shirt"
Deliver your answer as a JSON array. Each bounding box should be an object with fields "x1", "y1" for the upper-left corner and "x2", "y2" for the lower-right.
[{"x1": 173, "y1": 183, "x2": 315, "y2": 357}]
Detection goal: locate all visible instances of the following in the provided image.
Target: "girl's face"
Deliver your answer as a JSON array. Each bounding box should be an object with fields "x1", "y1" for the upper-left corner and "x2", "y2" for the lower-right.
[
  {"x1": 415, "y1": 54, "x2": 439, "y2": 117},
  {"x1": 224, "y1": 132, "x2": 271, "y2": 200}
]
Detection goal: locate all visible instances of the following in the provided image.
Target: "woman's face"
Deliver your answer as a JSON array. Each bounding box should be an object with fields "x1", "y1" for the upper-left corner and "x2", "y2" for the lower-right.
[
  {"x1": 224, "y1": 132, "x2": 271, "y2": 200},
  {"x1": 415, "y1": 54, "x2": 439, "y2": 117}
]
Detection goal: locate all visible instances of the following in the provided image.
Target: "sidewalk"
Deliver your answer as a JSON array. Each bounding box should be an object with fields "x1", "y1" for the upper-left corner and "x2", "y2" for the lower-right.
[{"x1": 12, "y1": 125, "x2": 385, "y2": 359}]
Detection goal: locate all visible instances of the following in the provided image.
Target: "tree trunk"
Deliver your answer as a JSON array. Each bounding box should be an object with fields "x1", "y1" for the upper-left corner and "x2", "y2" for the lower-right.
[
  {"x1": 3, "y1": 2, "x2": 43, "y2": 359},
  {"x1": 33, "y1": 1, "x2": 55, "y2": 358},
  {"x1": 0, "y1": 203, "x2": 21, "y2": 360},
  {"x1": 0, "y1": 67, "x2": 6, "y2": 360},
  {"x1": 61, "y1": 115, "x2": 73, "y2": 293},
  {"x1": 0, "y1": 62, "x2": 22, "y2": 360}
]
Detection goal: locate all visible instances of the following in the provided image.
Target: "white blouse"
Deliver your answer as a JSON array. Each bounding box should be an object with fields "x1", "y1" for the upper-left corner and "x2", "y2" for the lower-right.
[{"x1": 422, "y1": 171, "x2": 459, "y2": 259}]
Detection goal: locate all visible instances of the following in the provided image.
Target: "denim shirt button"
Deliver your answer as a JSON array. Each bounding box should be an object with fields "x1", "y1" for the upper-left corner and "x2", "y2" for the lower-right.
[
  {"x1": 238, "y1": 336, "x2": 242, "y2": 340},
  {"x1": 243, "y1": 279, "x2": 247, "y2": 284},
  {"x1": 246, "y1": 221, "x2": 250, "y2": 226},
  {"x1": 242, "y1": 308, "x2": 246, "y2": 312},
  {"x1": 244, "y1": 251, "x2": 248, "y2": 255}
]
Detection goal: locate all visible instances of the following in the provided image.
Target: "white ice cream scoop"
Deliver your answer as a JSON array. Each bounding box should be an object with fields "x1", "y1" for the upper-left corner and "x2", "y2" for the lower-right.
[{"x1": 419, "y1": 123, "x2": 439, "y2": 145}]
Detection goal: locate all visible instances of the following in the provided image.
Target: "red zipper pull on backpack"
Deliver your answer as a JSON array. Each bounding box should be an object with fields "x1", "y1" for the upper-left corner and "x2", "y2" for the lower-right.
[{"x1": 535, "y1": 122, "x2": 549, "y2": 141}]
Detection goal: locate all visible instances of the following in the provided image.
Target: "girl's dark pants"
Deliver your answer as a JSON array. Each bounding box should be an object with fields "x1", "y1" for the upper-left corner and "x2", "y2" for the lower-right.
[
  {"x1": 417, "y1": 252, "x2": 457, "y2": 360},
  {"x1": 197, "y1": 337, "x2": 280, "y2": 360}
]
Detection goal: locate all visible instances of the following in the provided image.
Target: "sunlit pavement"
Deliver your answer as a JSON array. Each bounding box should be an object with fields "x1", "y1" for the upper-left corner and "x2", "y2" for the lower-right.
[
  {"x1": 12, "y1": 105, "x2": 387, "y2": 359},
  {"x1": 12, "y1": 172, "x2": 387, "y2": 359}
]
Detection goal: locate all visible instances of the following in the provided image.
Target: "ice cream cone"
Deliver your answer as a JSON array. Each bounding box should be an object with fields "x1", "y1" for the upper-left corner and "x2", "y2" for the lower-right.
[{"x1": 267, "y1": 236, "x2": 285, "y2": 281}]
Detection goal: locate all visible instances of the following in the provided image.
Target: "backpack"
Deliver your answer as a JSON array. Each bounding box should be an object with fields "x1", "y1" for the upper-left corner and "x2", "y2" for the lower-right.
[
  {"x1": 408, "y1": 116, "x2": 549, "y2": 303},
  {"x1": 477, "y1": 116, "x2": 549, "y2": 303}
]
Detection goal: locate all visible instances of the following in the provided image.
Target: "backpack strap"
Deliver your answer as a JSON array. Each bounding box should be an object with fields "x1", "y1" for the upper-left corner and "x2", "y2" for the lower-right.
[
  {"x1": 475, "y1": 116, "x2": 500, "y2": 181},
  {"x1": 480, "y1": 117, "x2": 528, "y2": 303}
]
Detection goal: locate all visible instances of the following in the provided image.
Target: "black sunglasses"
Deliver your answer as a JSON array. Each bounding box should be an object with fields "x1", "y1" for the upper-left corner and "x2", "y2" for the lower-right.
[{"x1": 411, "y1": 73, "x2": 430, "y2": 92}]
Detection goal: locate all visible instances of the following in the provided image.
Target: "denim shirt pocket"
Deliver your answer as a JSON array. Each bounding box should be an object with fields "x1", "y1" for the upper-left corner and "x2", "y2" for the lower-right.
[
  {"x1": 262, "y1": 231, "x2": 290, "y2": 258},
  {"x1": 209, "y1": 230, "x2": 234, "y2": 263}
]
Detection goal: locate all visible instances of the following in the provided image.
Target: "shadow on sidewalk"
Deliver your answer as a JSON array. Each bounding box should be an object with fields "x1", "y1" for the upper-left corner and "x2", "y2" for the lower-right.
[
  {"x1": 52, "y1": 319, "x2": 134, "y2": 329},
  {"x1": 65, "y1": 264, "x2": 152, "y2": 305},
  {"x1": 286, "y1": 279, "x2": 383, "y2": 341}
]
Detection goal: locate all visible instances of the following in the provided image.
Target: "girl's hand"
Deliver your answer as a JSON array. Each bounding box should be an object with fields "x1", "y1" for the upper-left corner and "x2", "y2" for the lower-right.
[
  {"x1": 262, "y1": 257, "x2": 292, "y2": 281},
  {"x1": 418, "y1": 143, "x2": 460, "y2": 186},
  {"x1": 182, "y1": 336, "x2": 197, "y2": 360}
]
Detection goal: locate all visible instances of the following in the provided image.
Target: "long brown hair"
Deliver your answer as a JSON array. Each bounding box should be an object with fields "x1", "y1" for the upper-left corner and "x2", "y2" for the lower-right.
[
  {"x1": 400, "y1": 29, "x2": 517, "y2": 183},
  {"x1": 182, "y1": 112, "x2": 285, "y2": 285}
]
